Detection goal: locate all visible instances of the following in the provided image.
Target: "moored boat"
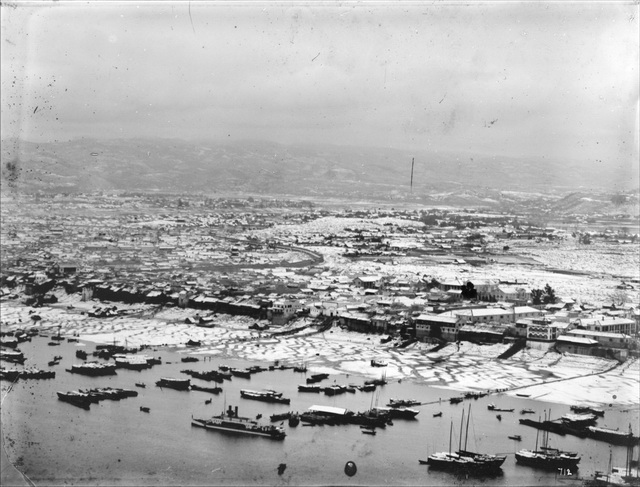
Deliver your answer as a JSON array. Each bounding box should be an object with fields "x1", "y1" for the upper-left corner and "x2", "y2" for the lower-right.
[
  {"x1": 306, "y1": 373, "x2": 329, "y2": 384},
  {"x1": 192, "y1": 405, "x2": 286, "y2": 440},
  {"x1": 57, "y1": 391, "x2": 92, "y2": 409},
  {"x1": 270, "y1": 412, "x2": 292, "y2": 422},
  {"x1": 570, "y1": 405, "x2": 605, "y2": 417},
  {"x1": 0, "y1": 368, "x2": 55, "y2": 380},
  {"x1": 0, "y1": 350, "x2": 26, "y2": 364},
  {"x1": 515, "y1": 413, "x2": 581, "y2": 472},
  {"x1": 230, "y1": 368, "x2": 252, "y2": 379},
  {"x1": 515, "y1": 448, "x2": 580, "y2": 471},
  {"x1": 191, "y1": 384, "x2": 222, "y2": 394},
  {"x1": 372, "y1": 406, "x2": 419, "y2": 420},
  {"x1": 182, "y1": 369, "x2": 231, "y2": 382},
  {"x1": 586, "y1": 426, "x2": 640, "y2": 446},
  {"x1": 388, "y1": 398, "x2": 420, "y2": 408},
  {"x1": 156, "y1": 377, "x2": 191, "y2": 390},
  {"x1": 562, "y1": 413, "x2": 598, "y2": 427},
  {"x1": 240, "y1": 389, "x2": 290, "y2": 404},
  {"x1": 456, "y1": 405, "x2": 506, "y2": 471},
  {"x1": 487, "y1": 404, "x2": 514, "y2": 412},
  {"x1": 66, "y1": 362, "x2": 117, "y2": 376}
]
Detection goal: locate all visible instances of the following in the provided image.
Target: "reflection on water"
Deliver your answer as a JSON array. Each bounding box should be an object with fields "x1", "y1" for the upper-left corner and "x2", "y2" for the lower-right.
[{"x1": 2, "y1": 336, "x2": 638, "y2": 486}]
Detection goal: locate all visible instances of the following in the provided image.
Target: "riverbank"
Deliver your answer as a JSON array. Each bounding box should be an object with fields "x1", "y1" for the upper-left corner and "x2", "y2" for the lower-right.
[{"x1": 2, "y1": 296, "x2": 637, "y2": 410}]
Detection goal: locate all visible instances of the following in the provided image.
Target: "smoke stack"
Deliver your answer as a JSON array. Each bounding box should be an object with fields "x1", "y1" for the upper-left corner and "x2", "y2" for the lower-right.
[{"x1": 235, "y1": 406, "x2": 238, "y2": 417}]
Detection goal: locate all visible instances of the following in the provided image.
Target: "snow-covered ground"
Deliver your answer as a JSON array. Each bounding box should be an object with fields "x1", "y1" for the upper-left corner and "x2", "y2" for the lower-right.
[{"x1": 2, "y1": 296, "x2": 637, "y2": 408}]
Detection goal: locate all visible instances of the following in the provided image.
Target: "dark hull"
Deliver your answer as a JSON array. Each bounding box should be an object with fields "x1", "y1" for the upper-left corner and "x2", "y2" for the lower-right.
[
  {"x1": 240, "y1": 391, "x2": 290, "y2": 404},
  {"x1": 457, "y1": 450, "x2": 507, "y2": 469},
  {"x1": 191, "y1": 384, "x2": 222, "y2": 394},
  {"x1": 57, "y1": 392, "x2": 91, "y2": 410},
  {"x1": 192, "y1": 418, "x2": 285, "y2": 440},
  {"x1": 515, "y1": 451, "x2": 580, "y2": 471},
  {"x1": 156, "y1": 379, "x2": 190, "y2": 390},
  {"x1": 298, "y1": 385, "x2": 322, "y2": 392},
  {"x1": 67, "y1": 365, "x2": 117, "y2": 376},
  {"x1": 426, "y1": 454, "x2": 504, "y2": 474}
]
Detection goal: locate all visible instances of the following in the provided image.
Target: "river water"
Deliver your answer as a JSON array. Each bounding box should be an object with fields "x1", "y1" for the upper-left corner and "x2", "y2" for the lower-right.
[{"x1": 2, "y1": 335, "x2": 638, "y2": 486}]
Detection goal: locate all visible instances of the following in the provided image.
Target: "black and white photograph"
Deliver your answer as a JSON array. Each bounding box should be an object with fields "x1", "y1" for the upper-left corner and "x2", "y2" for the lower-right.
[{"x1": 1, "y1": 1, "x2": 639, "y2": 486}]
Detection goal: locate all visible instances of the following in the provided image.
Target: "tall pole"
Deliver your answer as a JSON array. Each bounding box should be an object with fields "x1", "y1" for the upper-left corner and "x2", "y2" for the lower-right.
[
  {"x1": 459, "y1": 409, "x2": 465, "y2": 452},
  {"x1": 465, "y1": 403, "x2": 471, "y2": 451},
  {"x1": 410, "y1": 157, "x2": 414, "y2": 193}
]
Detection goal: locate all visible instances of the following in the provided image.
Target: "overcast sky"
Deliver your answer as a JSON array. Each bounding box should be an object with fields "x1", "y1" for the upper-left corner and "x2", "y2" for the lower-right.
[{"x1": 2, "y1": 1, "x2": 638, "y2": 167}]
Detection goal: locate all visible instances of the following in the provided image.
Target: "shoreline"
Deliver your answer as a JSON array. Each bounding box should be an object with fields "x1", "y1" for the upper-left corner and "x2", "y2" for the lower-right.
[{"x1": 1, "y1": 296, "x2": 638, "y2": 410}]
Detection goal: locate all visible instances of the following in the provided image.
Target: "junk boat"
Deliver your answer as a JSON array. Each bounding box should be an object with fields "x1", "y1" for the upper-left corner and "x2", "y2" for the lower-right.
[
  {"x1": 240, "y1": 389, "x2": 290, "y2": 404},
  {"x1": 270, "y1": 412, "x2": 292, "y2": 422},
  {"x1": 191, "y1": 384, "x2": 222, "y2": 394},
  {"x1": 488, "y1": 404, "x2": 514, "y2": 412},
  {"x1": 456, "y1": 405, "x2": 507, "y2": 471},
  {"x1": 156, "y1": 377, "x2": 191, "y2": 390},
  {"x1": 113, "y1": 354, "x2": 153, "y2": 371},
  {"x1": 1, "y1": 368, "x2": 55, "y2": 380},
  {"x1": 324, "y1": 384, "x2": 349, "y2": 396},
  {"x1": 570, "y1": 405, "x2": 605, "y2": 417},
  {"x1": 562, "y1": 413, "x2": 598, "y2": 427},
  {"x1": 182, "y1": 369, "x2": 231, "y2": 382},
  {"x1": 433, "y1": 412, "x2": 443, "y2": 417},
  {"x1": 587, "y1": 426, "x2": 640, "y2": 447},
  {"x1": 515, "y1": 447, "x2": 580, "y2": 471},
  {"x1": 57, "y1": 391, "x2": 93, "y2": 409},
  {"x1": 520, "y1": 408, "x2": 535, "y2": 414},
  {"x1": 306, "y1": 373, "x2": 329, "y2": 384},
  {"x1": 421, "y1": 417, "x2": 505, "y2": 473},
  {"x1": 372, "y1": 406, "x2": 419, "y2": 420},
  {"x1": 66, "y1": 362, "x2": 117, "y2": 376},
  {"x1": 509, "y1": 435, "x2": 522, "y2": 441},
  {"x1": 230, "y1": 368, "x2": 252, "y2": 379},
  {"x1": 298, "y1": 384, "x2": 322, "y2": 393},
  {"x1": 0, "y1": 350, "x2": 26, "y2": 364},
  {"x1": 78, "y1": 387, "x2": 138, "y2": 402},
  {"x1": 388, "y1": 398, "x2": 420, "y2": 408},
  {"x1": 192, "y1": 405, "x2": 286, "y2": 440},
  {"x1": 515, "y1": 412, "x2": 580, "y2": 472},
  {"x1": 181, "y1": 356, "x2": 200, "y2": 363}
]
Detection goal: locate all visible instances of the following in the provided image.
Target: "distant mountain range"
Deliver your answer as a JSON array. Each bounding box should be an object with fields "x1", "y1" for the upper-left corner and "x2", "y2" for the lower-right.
[{"x1": 1, "y1": 138, "x2": 638, "y2": 212}]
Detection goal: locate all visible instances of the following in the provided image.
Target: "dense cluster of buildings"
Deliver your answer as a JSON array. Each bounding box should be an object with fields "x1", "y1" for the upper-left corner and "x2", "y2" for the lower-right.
[{"x1": 2, "y1": 194, "x2": 638, "y2": 361}]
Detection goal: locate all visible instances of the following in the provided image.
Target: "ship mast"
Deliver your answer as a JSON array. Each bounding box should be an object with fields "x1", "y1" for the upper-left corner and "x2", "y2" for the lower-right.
[
  {"x1": 458, "y1": 409, "x2": 465, "y2": 452},
  {"x1": 464, "y1": 403, "x2": 471, "y2": 451}
]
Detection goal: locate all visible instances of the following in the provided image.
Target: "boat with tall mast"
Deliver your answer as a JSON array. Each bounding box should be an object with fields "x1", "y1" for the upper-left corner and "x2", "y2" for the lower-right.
[
  {"x1": 457, "y1": 404, "x2": 507, "y2": 470},
  {"x1": 515, "y1": 410, "x2": 581, "y2": 472},
  {"x1": 420, "y1": 411, "x2": 505, "y2": 473}
]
